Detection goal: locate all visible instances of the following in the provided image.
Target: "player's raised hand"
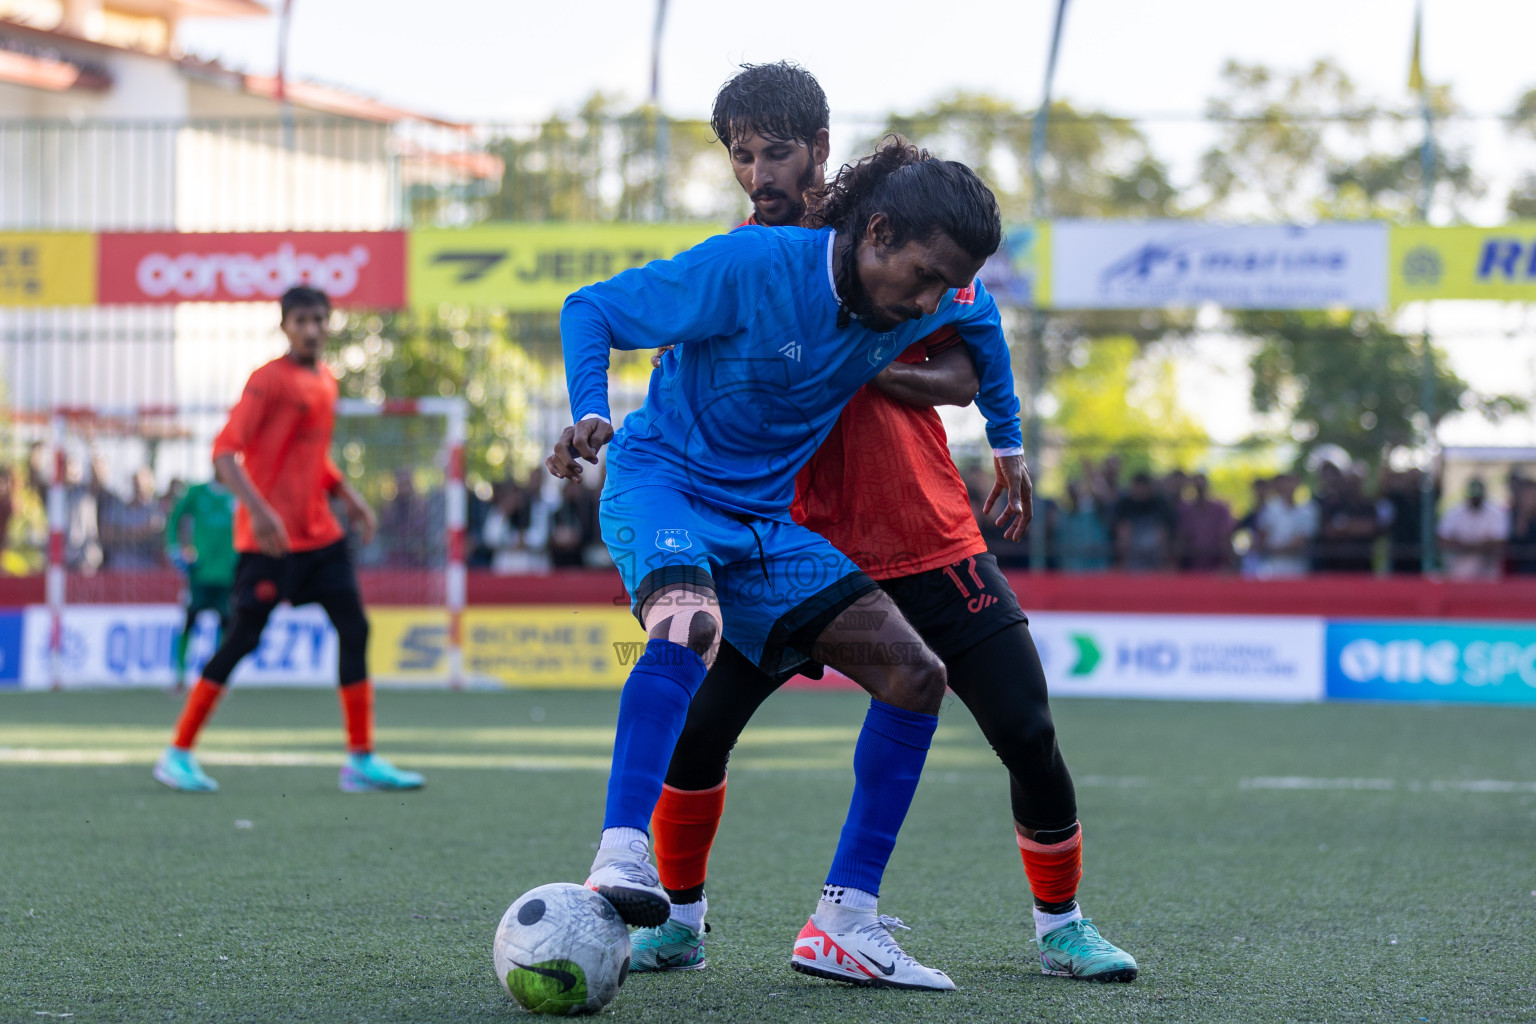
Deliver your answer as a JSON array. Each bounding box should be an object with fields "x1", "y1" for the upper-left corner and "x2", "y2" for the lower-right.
[
  {"x1": 547, "y1": 419, "x2": 613, "y2": 480},
  {"x1": 249, "y1": 502, "x2": 292, "y2": 557},
  {"x1": 982, "y1": 453, "x2": 1033, "y2": 542}
]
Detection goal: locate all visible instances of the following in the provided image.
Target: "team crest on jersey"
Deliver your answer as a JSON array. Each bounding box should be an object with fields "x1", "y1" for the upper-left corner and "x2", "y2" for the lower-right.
[
  {"x1": 655, "y1": 529, "x2": 693, "y2": 553},
  {"x1": 779, "y1": 339, "x2": 802, "y2": 362},
  {"x1": 866, "y1": 333, "x2": 900, "y2": 367},
  {"x1": 952, "y1": 282, "x2": 976, "y2": 305}
]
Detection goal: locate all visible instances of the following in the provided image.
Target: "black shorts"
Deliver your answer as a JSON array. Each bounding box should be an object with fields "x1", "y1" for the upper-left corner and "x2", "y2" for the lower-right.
[
  {"x1": 877, "y1": 551, "x2": 1028, "y2": 663},
  {"x1": 232, "y1": 539, "x2": 359, "y2": 612}
]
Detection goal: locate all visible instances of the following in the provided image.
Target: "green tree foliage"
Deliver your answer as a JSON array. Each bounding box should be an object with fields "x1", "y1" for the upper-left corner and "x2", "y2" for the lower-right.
[
  {"x1": 1199, "y1": 59, "x2": 1480, "y2": 222},
  {"x1": 1240, "y1": 311, "x2": 1467, "y2": 466},
  {"x1": 1047, "y1": 336, "x2": 1209, "y2": 488},
  {"x1": 876, "y1": 94, "x2": 1176, "y2": 220},
  {"x1": 1506, "y1": 88, "x2": 1536, "y2": 219}
]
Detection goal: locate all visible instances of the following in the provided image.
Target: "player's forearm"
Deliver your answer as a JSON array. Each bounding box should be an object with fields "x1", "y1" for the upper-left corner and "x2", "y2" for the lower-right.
[
  {"x1": 871, "y1": 352, "x2": 978, "y2": 409},
  {"x1": 213, "y1": 454, "x2": 272, "y2": 517},
  {"x1": 561, "y1": 296, "x2": 616, "y2": 422}
]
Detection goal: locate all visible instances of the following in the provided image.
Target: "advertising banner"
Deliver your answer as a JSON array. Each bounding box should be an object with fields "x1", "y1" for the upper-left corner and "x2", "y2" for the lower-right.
[
  {"x1": 1050, "y1": 221, "x2": 1387, "y2": 310},
  {"x1": 1389, "y1": 223, "x2": 1536, "y2": 304},
  {"x1": 1326, "y1": 620, "x2": 1536, "y2": 704},
  {"x1": 96, "y1": 232, "x2": 406, "y2": 306},
  {"x1": 979, "y1": 222, "x2": 1049, "y2": 307},
  {"x1": 20, "y1": 604, "x2": 340, "y2": 688},
  {"x1": 409, "y1": 223, "x2": 720, "y2": 311},
  {"x1": 0, "y1": 609, "x2": 22, "y2": 686},
  {"x1": 1029, "y1": 612, "x2": 1325, "y2": 702},
  {"x1": 462, "y1": 605, "x2": 646, "y2": 688},
  {"x1": 0, "y1": 232, "x2": 96, "y2": 306}
]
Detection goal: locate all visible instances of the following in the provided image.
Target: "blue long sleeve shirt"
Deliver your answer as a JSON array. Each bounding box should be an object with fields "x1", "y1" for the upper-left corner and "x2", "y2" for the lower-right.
[{"x1": 562, "y1": 225, "x2": 1021, "y2": 520}]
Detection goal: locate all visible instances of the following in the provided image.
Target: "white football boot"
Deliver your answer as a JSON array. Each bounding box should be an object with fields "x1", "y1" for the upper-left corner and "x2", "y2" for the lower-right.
[
  {"x1": 584, "y1": 837, "x2": 670, "y2": 928},
  {"x1": 791, "y1": 905, "x2": 956, "y2": 991}
]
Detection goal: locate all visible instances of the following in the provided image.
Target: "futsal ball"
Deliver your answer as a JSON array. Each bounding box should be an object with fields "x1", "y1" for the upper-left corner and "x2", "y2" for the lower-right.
[{"x1": 494, "y1": 883, "x2": 631, "y2": 1015}]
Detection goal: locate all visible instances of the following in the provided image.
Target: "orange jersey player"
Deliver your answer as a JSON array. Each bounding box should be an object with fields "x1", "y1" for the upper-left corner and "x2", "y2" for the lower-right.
[{"x1": 153, "y1": 285, "x2": 423, "y2": 795}]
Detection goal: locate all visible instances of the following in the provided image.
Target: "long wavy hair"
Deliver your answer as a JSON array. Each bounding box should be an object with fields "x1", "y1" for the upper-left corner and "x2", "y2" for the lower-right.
[{"x1": 806, "y1": 136, "x2": 1001, "y2": 326}]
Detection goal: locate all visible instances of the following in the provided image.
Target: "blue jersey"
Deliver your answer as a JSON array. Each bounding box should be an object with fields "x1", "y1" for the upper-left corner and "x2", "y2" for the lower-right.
[{"x1": 562, "y1": 225, "x2": 1021, "y2": 519}]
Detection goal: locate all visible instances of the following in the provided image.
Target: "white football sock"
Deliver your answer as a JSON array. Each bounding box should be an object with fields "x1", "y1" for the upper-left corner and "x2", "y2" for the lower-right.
[
  {"x1": 670, "y1": 897, "x2": 706, "y2": 932},
  {"x1": 1033, "y1": 903, "x2": 1083, "y2": 941},
  {"x1": 819, "y1": 884, "x2": 878, "y2": 911},
  {"x1": 599, "y1": 826, "x2": 649, "y2": 853}
]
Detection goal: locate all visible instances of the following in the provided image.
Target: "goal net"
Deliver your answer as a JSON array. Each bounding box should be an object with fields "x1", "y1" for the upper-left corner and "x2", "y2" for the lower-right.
[{"x1": 18, "y1": 399, "x2": 464, "y2": 688}]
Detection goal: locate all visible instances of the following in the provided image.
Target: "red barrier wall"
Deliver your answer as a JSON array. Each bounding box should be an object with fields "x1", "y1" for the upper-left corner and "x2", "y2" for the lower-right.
[{"x1": 2, "y1": 569, "x2": 1532, "y2": 620}]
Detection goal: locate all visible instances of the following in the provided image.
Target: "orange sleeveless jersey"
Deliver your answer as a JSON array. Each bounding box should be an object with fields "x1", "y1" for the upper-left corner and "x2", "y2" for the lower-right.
[
  {"x1": 212, "y1": 356, "x2": 345, "y2": 554},
  {"x1": 791, "y1": 329, "x2": 987, "y2": 581}
]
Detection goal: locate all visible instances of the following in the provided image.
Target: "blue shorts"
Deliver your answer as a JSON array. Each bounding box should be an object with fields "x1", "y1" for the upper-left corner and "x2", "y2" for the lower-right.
[{"x1": 601, "y1": 485, "x2": 878, "y2": 679}]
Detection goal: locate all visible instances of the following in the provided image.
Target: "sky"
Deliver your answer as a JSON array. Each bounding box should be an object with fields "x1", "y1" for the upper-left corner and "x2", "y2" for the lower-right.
[
  {"x1": 179, "y1": 0, "x2": 1533, "y2": 127},
  {"x1": 177, "y1": 0, "x2": 1536, "y2": 455}
]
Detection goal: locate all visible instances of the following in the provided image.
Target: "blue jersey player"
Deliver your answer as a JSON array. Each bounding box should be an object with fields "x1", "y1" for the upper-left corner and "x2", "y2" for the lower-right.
[{"x1": 548, "y1": 139, "x2": 1027, "y2": 989}]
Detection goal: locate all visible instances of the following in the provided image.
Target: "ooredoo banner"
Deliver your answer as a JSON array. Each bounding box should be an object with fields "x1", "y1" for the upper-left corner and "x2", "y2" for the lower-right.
[
  {"x1": 97, "y1": 231, "x2": 406, "y2": 306},
  {"x1": 1029, "y1": 612, "x2": 1326, "y2": 702},
  {"x1": 1050, "y1": 221, "x2": 1388, "y2": 310}
]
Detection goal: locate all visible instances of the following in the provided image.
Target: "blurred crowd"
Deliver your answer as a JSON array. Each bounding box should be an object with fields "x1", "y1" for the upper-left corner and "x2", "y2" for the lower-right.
[
  {"x1": 964, "y1": 455, "x2": 1536, "y2": 581},
  {"x1": 5, "y1": 445, "x2": 1536, "y2": 581}
]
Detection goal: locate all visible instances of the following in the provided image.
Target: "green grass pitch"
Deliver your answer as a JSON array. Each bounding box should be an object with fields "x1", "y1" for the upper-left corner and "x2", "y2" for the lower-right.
[{"x1": 2, "y1": 687, "x2": 1533, "y2": 1023}]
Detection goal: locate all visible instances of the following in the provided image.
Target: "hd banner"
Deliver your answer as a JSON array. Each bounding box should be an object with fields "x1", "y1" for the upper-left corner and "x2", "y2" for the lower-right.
[
  {"x1": 408, "y1": 223, "x2": 721, "y2": 311},
  {"x1": 1049, "y1": 221, "x2": 1388, "y2": 310},
  {"x1": 1389, "y1": 223, "x2": 1536, "y2": 304}
]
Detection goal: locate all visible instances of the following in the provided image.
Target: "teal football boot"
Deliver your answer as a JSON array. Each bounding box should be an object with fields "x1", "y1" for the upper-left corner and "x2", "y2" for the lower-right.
[
  {"x1": 153, "y1": 746, "x2": 219, "y2": 793},
  {"x1": 1038, "y1": 919, "x2": 1138, "y2": 982},
  {"x1": 629, "y1": 918, "x2": 707, "y2": 972},
  {"x1": 339, "y1": 752, "x2": 425, "y2": 792}
]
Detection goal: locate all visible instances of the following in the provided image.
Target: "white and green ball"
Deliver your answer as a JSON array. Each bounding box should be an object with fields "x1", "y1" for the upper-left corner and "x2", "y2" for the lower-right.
[{"x1": 494, "y1": 883, "x2": 631, "y2": 1015}]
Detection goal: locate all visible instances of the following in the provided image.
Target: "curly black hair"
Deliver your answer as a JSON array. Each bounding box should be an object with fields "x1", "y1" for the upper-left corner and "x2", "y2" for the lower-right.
[
  {"x1": 710, "y1": 61, "x2": 829, "y2": 151},
  {"x1": 280, "y1": 285, "x2": 331, "y2": 319},
  {"x1": 807, "y1": 136, "x2": 1002, "y2": 325}
]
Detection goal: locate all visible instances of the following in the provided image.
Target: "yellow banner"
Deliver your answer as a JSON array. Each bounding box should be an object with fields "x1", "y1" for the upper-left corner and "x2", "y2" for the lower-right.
[
  {"x1": 0, "y1": 232, "x2": 96, "y2": 306},
  {"x1": 409, "y1": 223, "x2": 722, "y2": 312},
  {"x1": 368, "y1": 605, "x2": 646, "y2": 688},
  {"x1": 1390, "y1": 224, "x2": 1536, "y2": 304}
]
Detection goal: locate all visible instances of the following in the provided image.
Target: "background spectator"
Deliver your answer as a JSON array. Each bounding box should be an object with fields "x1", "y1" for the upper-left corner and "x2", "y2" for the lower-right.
[
  {"x1": 1176, "y1": 473, "x2": 1234, "y2": 572},
  {"x1": 0, "y1": 465, "x2": 13, "y2": 559},
  {"x1": 1255, "y1": 472, "x2": 1316, "y2": 578},
  {"x1": 1508, "y1": 475, "x2": 1536, "y2": 575},
  {"x1": 1312, "y1": 463, "x2": 1378, "y2": 573},
  {"x1": 99, "y1": 467, "x2": 165, "y2": 570},
  {"x1": 547, "y1": 476, "x2": 600, "y2": 569},
  {"x1": 1379, "y1": 468, "x2": 1434, "y2": 574},
  {"x1": 1112, "y1": 470, "x2": 1174, "y2": 571},
  {"x1": 1054, "y1": 478, "x2": 1110, "y2": 571},
  {"x1": 1437, "y1": 477, "x2": 1506, "y2": 581},
  {"x1": 482, "y1": 477, "x2": 549, "y2": 573}
]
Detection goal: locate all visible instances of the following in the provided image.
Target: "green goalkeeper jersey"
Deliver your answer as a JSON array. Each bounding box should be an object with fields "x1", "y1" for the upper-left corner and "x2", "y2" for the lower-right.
[{"x1": 165, "y1": 480, "x2": 237, "y2": 586}]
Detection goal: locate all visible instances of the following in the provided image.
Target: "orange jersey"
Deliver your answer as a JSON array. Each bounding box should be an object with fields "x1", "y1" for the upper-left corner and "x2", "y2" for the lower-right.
[
  {"x1": 791, "y1": 329, "x2": 987, "y2": 581},
  {"x1": 212, "y1": 356, "x2": 345, "y2": 554}
]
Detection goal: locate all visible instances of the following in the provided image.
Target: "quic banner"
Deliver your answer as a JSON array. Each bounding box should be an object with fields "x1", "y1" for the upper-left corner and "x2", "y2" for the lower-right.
[{"x1": 97, "y1": 231, "x2": 406, "y2": 306}]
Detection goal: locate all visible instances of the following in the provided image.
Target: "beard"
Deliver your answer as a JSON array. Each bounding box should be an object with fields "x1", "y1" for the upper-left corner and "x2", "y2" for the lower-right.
[{"x1": 750, "y1": 160, "x2": 820, "y2": 227}]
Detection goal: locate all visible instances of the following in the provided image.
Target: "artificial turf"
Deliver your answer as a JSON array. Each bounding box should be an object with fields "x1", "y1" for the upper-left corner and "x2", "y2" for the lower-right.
[{"x1": 1, "y1": 687, "x2": 1533, "y2": 1023}]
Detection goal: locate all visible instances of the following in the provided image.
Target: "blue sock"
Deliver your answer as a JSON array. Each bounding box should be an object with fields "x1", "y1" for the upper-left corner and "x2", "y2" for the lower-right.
[
  {"x1": 603, "y1": 638, "x2": 708, "y2": 831},
  {"x1": 825, "y1": 699, "x2": 939, "y2": 895}
]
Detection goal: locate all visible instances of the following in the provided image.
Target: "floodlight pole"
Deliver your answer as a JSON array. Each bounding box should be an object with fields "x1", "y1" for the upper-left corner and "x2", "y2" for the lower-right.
[
  {"x1": 1415, "y1": 10, "x2": 1438, "y2": 575},
  {"x1": 1025, "y1": 0, "x2": 1069, "y2": 572},
  {"x1": 650, "y1": 0, "x2": 670, "y2": 221},
  {"x1": 276, "y1": 0, "x2": 295, "y2": 151}
]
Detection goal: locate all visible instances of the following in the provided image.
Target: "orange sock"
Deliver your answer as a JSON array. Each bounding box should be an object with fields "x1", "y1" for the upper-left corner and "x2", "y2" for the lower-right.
[
  {"x1": 1017, "y1": 823, "x2": 1083, "y2": 906},
  {"x1": 651, "y1": 778, "x2": 728, "y2": 898},
  {"x1": 338, "y1": 680, "x2": 373, "y2": 753},
  {"x1": 171, "y1": 679, "x2": 226, "y2": 750}
]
